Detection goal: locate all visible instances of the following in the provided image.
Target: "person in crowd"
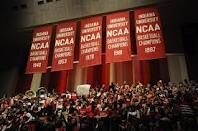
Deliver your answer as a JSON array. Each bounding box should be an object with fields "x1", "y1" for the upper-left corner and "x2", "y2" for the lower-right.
[{"x1": 0, "y1": 80, "x2": 198, "y2": 131}]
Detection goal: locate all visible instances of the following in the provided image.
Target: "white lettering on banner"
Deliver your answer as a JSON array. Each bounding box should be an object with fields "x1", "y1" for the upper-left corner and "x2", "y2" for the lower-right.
[
  {"x1": 81, "y1": 32, "x2": 101, "y2": 42},
  {"x1": 136, "y1": 17, "x2": 158, "y2": 24},
  {"x1": 30, "y1": 56, "x2": 46, "y2": 61},
  {"x1": 36, "y1": 31, "x2": 48, "y2": 37},
  {"x1": 33, "y1": 36, "x2": 50, "y2": 42},
  {"x1": 33, "y1": 62, "x2": 42, "y2": 68},
  {"x1": 51, "y1": 23, "x2": 76, "y2": 71},
  {"x1": 82, "y1": 26, "x2": 101, "y2": 34},
  {"x1": 107, "y1": 36, "x2": 128, "y2": 44},
  {"x1": 136, "y1": 23, "x2": 160, "y2": 33},
  {"x1": 30, "y1": 50, "x2": 47, "y2": 56},
  {"x1": 107, "y1": 22, "x2": 128, "y2": 28},
  {"x1": 55, "y1": 52, "x2": 71, "y2": 58},
  {"x1": 107, "y1": 28, "x2": 129, "y2": 37},
  {"x1": 81, "y1": 41, "x2": 100, "y2": 49},
  {"x1": 55, "y1": 38, "x2": 74, "y2": 46},
  {"x1": 110, "y1": 17, "x2": 126, "y2": 23},
  {"x1": 81, "y1": 47, "x2": 99, "y2": 54},
  {"x1": 134, "y1": 7, "x2": 166, "y2": 60},
  {"x1": 145, "y1": 47, "x2": 156, "y2": 53},
  {"x1": 59, "y1": 27, "x2": 73, "y2": 32},
  {"x1": 31, "y1": 42, "x2": 49, "y2": 50},
  {"x1": 54, "y1": 47, "x2": 72, "y2": 53},
  {"x1": 79, "y1": 17, "x2": 102, "y2": 67},
  {"x1": 56, "y1": 31, "x2": 74, "y2": 38},
  {"x1": 108, "y1": 42, "x2": 128, "y2": 49},
  {"x1": 84, "y1": 22, "x2": 99, "y2": 28},
  {"x1": 137, "y1": 33, "x2": 160, "y2": 41},
  {"x1": 139, "y1": 38, "x2": 161, "y2": 46},
  {"x1": 137, "y1": 34, "x2": 149, "y2": 40},
  {"x1": 105, "y1": 12, "x2": 132, "y2": 63},
  {"x1": 26, "y1": 26, "x2": 52, "y2": 73},
  {"x1": 149, "y1": 33, "x2": 160, "y2": 38},
  {"x1": 114, "y1": 50, "x2": 123, "y2": 56},
  {"x1": 85, "y1": 54, "x2": 95, "y2": 60},
  {"x1": 58, "y1": 59, "x2": 67, "y2": 64},
  {"x1": 138, "y1": 12, "x2": 155, "y2": 19}
]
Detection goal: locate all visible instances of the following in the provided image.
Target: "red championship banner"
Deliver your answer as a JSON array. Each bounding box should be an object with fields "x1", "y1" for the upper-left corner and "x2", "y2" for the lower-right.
[
  {"x1": 106, "y1": 11, "x2": 132, "y2": 63},
  {"x1": 26, "y1": 26, "x2": 52, "y2": 74},
  {"x1": 51, "y1": 22, "x2": 76, "y2": 71},
  {"x1": 134, "y1": 7, "x2": 166, "y2": 60},
  {"x1": 79, "y1": 16, "x2": 102, "y2": 67}
]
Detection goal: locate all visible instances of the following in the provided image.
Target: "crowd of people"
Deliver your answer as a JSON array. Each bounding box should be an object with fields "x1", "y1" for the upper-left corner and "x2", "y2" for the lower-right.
[{"x1": 0, "y1": 80, "x2": 198, "y2": 131}]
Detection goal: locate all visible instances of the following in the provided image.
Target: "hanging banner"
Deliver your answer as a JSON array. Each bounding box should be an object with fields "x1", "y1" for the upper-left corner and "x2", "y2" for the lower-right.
[
  {"x1": 26, "y1": 26, "x2": 52, "y2": 74},
  {"x1": 106, "y1": 11, "x2": 132, "y2": 63},
  {"x1": 51, "y1": 22, "x2": 76, "y2": 71},
  {"x1": 134, "y1": 7, "x2": 166, "y2": 60},
  {"x1": 79, "y1": 16, "x2": 102, "y2": 67}
]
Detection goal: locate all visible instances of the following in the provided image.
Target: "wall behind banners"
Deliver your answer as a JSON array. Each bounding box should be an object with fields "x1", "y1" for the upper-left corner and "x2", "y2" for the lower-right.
[{"x1": 11, "y1": 0, "x2": 162, "y2": 28}]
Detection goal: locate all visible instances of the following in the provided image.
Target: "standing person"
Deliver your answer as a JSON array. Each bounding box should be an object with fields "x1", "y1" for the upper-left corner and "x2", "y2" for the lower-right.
[
  {"x1": 179, "y1": 94, "x2": 196, "y2": 131},
  {"x1": 109, "y1": 82, "x2": 115, "y2": 92}
]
